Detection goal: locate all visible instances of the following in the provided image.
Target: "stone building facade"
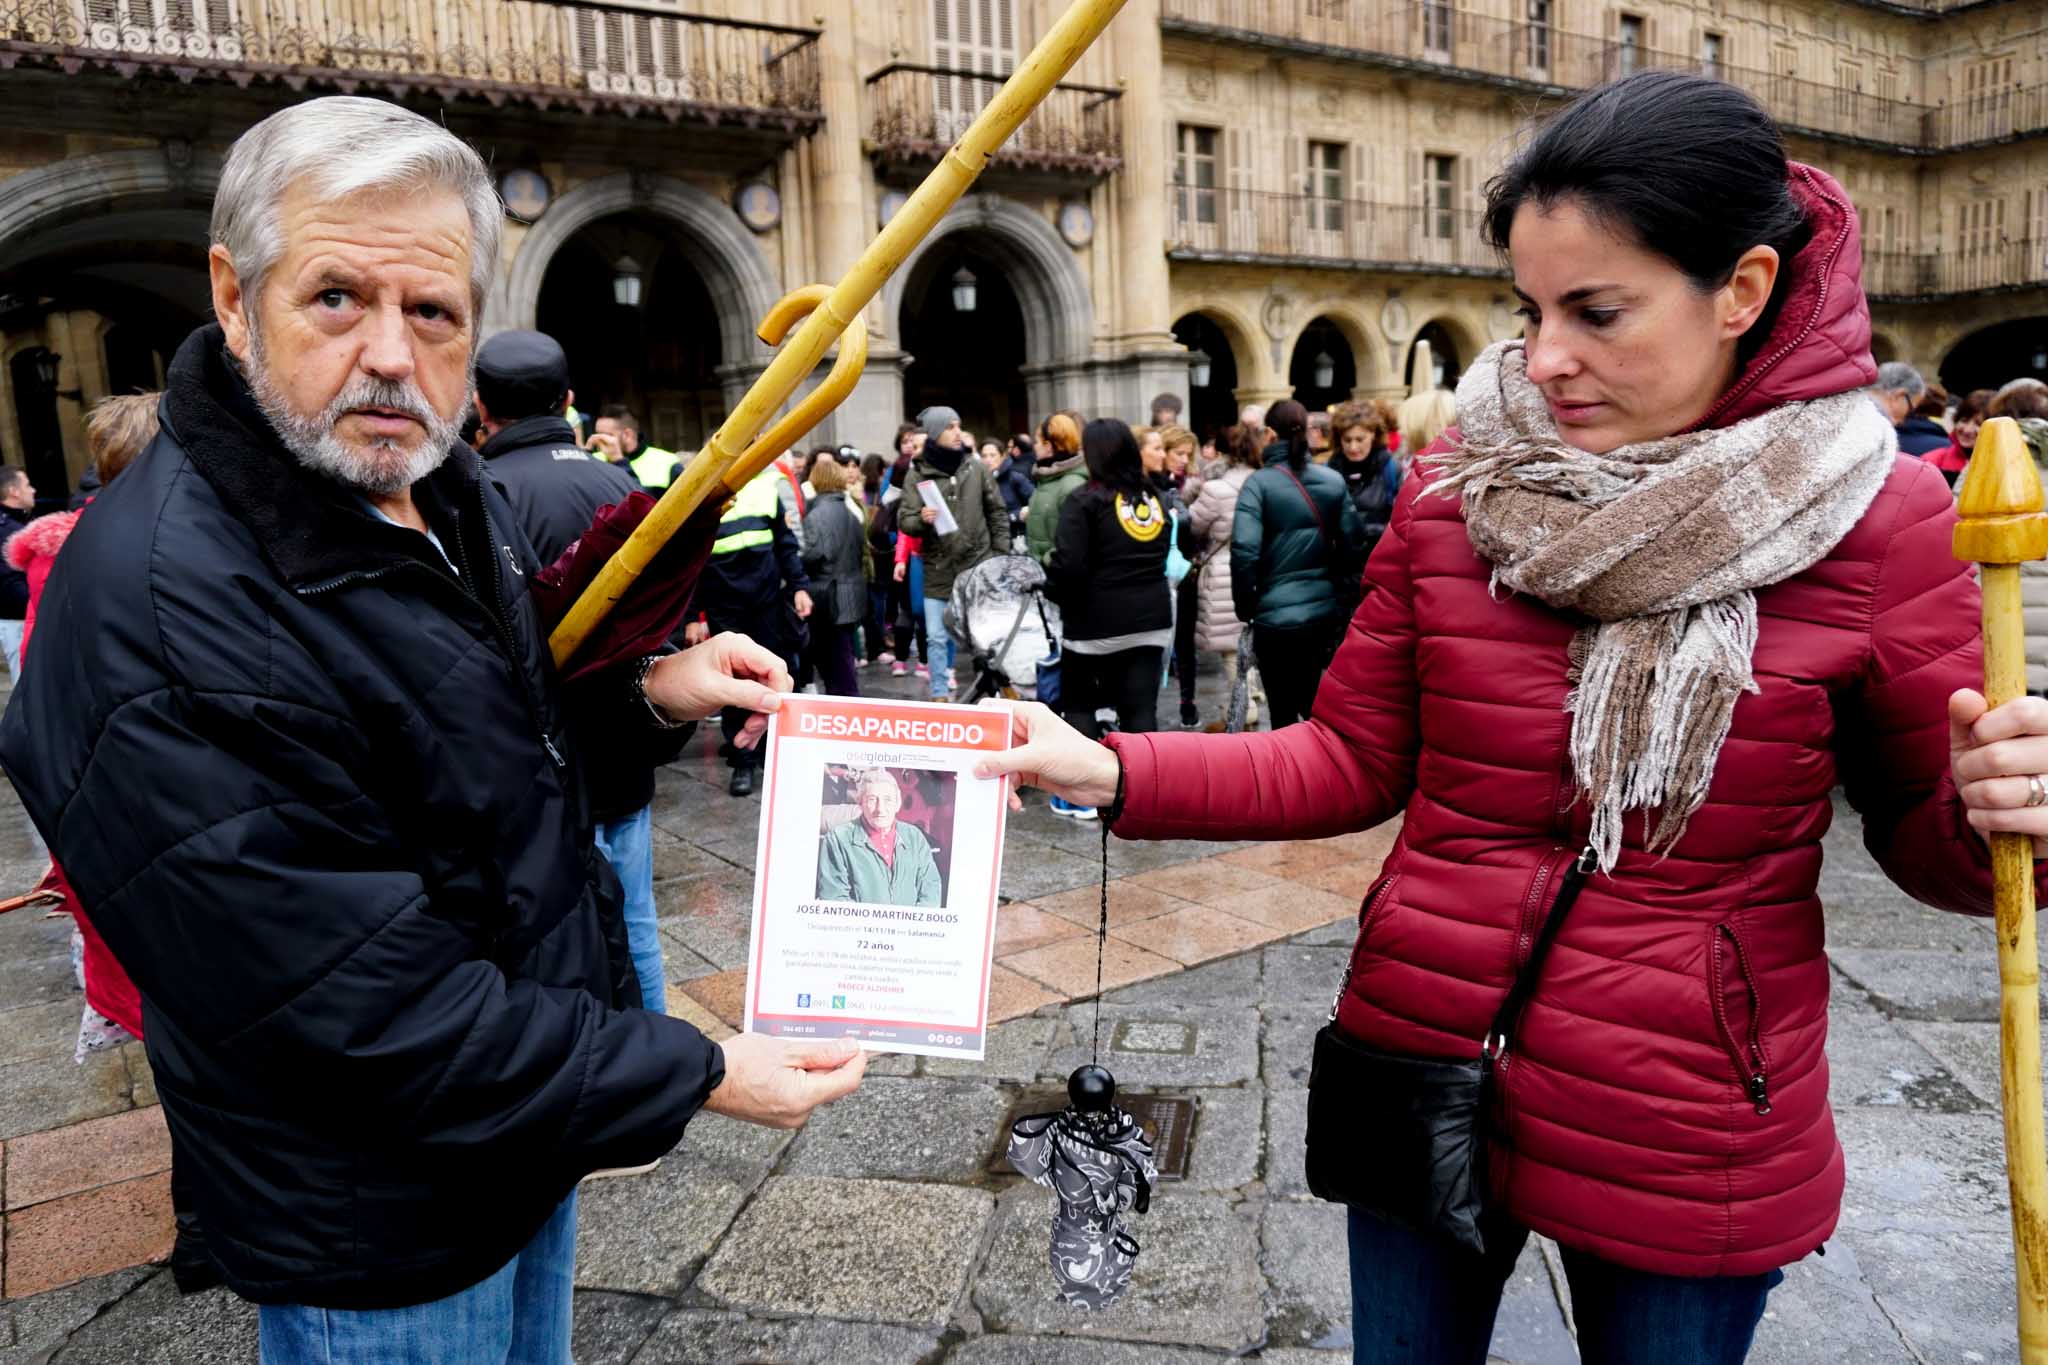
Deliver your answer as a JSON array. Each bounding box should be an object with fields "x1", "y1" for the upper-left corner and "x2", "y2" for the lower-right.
[{"x1": 0, "y1": 0, "x2": 2041, "y2": 493}]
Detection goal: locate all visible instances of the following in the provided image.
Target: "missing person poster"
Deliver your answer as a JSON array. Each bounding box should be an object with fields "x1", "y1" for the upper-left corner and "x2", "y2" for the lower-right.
[{"x1": 744, "y1": 695, "x2": 1015, "y2": 1060}]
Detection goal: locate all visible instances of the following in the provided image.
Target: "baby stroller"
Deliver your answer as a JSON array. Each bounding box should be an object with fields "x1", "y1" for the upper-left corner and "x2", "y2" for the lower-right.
[{"x1": 944, "y1": 553, "x2": 1062, "y2": 704}]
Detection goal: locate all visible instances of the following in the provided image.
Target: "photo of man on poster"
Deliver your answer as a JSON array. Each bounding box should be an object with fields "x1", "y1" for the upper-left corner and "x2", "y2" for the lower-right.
[{"x1": 816, "y1": 767, "x2": 945, "y2": 907}]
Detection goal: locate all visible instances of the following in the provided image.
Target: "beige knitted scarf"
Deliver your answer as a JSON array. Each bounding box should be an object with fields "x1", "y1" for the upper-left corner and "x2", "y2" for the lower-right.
[{"x1": 1427, "y1": 341, "x2": 1896, "y2": 869}]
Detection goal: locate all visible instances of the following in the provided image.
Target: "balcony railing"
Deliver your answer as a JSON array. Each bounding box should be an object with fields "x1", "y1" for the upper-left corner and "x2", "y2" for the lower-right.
[
  {"x1": 1159, "y1": 0, "x2": 2044, "y2": 151},
  {"x1": 1167, "y1": 186, "x2": 1502, "y2": 275},
  {"x1": 865, "y1": 63, "x2": 1121, "y2": 176},
  {"x1": 1864, "y1": 240, "x2": 2048, "y2": 299},
  {"x1": 0, "y1": 0, "x2": 822, "y2": 126}
]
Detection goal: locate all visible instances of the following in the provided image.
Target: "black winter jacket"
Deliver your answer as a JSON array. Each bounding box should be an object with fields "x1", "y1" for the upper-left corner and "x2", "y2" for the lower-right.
[
  {"x1": 0, "y1": 503, "x2": 30, "y2": 618},
  {"x1": 1893, "y1": 413, "x2": 1952, "y2": 459},
  {"x1": 0, "y1": 328, "x2": 724, "y2": 1309},
  {"x1": 481, "y1": 414, "x2": 689, "y2": 823},
  {"x1": 801, "y1": 492, "x2": 868, "y2": 627},
  {"x1": 1045, "y1": 481, "x2": 1171, "y2": 644}
]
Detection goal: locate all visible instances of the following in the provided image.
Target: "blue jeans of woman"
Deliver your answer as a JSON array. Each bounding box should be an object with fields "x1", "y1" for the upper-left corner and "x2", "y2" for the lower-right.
[
  {"x1": 260, "y1": 1193, "x2": 577, "y2": 1364},
  {"x1": 1347, "y1": 1209, "x2": 1781, "y2": 1364}
]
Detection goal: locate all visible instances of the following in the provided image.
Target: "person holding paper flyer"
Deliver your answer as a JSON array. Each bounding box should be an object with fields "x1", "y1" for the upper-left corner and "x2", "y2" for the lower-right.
[
  {"x1": 896, "y1": 404, "x2": 1011, "y2": 700},
  {"x1": 814, "y1": 767, "x2": 943, "y2": 906},
  {"x1": 972, "y1": 72, "x2": 2028, "y2": 1365},
  {"x1": 0, "y1": 99, "x2": 866, "y2": 1361}
]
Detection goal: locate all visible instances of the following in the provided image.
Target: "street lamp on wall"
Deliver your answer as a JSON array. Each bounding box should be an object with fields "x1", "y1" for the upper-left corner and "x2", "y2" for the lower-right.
[
  {"x1": 29, "y1": 347, "x2": 59, "y2": 391},
  {"x1": 612, "y1": 256, "x2": 644, "y2": 309},
  {"x1": 951, "y1": 266, "x2": 978, "y2": 314},
  {"x1": 1312, "y1": 351, "x2": 1336, "y2": 390},
  {"x1": 1187, "y1": 350, "x2": 1212, "y2": 389}
]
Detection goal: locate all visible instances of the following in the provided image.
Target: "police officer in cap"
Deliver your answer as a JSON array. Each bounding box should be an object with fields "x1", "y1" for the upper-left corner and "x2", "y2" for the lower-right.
[{"x1": 473, "y1": 330, "x2": 677, "y2": 1018}]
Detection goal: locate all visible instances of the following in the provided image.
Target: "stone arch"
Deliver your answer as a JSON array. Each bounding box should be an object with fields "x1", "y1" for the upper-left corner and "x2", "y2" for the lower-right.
[
  {"x1": 491, "y1": 173, "x2": 780, "y2": 366},
  {"x1": 1405, "y1": 310, "x2": 1486, "y2": 388},
  {"x1": 1292, "y1": 306, "x2": 1378, "y2": 394},
  {"x1": 0, "y1": 147, "x2": 221, "y2": 258},
  {"x1": 1169, "y1": 297, "x2": 1270, "y2": 390},
  {"x1": 1869, "y1": 330, "x2": 1901, "y2": 366},
  {"x1": 882, "y1": 194, "x2": 1093, "y2": 367}
]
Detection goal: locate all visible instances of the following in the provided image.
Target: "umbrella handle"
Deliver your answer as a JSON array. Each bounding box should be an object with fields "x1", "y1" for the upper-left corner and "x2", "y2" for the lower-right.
[{"x1": 1955, "y1": 415, "x2": 2048, "y2": 1363}]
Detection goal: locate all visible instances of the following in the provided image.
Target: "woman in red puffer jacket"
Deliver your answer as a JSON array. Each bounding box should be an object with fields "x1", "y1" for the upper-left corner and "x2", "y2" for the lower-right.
[{"x1": 979, "y1": 74, "x2": 2043, "y2": 1365}]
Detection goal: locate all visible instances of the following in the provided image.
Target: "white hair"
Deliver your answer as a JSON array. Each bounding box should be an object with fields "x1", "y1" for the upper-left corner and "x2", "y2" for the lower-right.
[
  {"x1": 853, "y1": 768, "x2": 902, "y2": 798},
  {"x1": 212, "y1": 96, "x2": 501, "y2": 322},
  {"x1": 1874, "y1": 361, "x2": 1926, "y2": 401}
]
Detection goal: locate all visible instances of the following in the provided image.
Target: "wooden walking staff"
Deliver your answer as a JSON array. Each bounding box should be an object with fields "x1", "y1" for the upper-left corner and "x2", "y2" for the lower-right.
[
  {"x1": 1955, "y1": 414, "x2": 2048, "y2": 1361},
  {"x1": 546, "y1": 0, "x2": 1136, "y2": 668}
]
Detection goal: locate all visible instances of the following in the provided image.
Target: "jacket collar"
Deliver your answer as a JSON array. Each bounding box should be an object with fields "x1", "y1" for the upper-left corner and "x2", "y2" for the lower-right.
[
  {"x1": 1261, "y1": 440, "x2": 1298, "y2": 468},
  {"x1": 1032, "y1": 451, "x2": 1084, "y2": 481},
  {"x1": 479, "y1": 414, "x2": 579, "y2": 460},
  {"x1": 1696, "y1": 163, "x2": 1877, "y2": 429},
  {"x1": 160, "y1": 324, "x2": 484, "y2": 589}
]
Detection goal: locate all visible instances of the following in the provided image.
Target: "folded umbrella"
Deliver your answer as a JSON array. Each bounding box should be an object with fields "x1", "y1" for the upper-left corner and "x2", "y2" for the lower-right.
[
  {"x1": 1007, "y1": 1065, "x2": 1158, "y2": 1309},
  {"x1": 528, "y1": 492, "x2": 730, "y2": 683}
]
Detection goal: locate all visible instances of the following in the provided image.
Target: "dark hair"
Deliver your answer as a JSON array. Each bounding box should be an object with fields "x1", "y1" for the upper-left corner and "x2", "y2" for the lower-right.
[
  {"x1": 1482, "y1": 72, "x2": 1812, "y2": 367},
  {"x1": 0, "y1": 466, "x2": 27, "y2": 497},
  {"x1": 1956, "y1": 388, "x2": 1996, "y2": 429},
  {"x1": 1150, "y1": 392, "x2": 1184, "y2": 418},
  {"x1": 1082, "y1": 418, "x2": 1145, "y2": 494},
  {"x1": 1012, "y1": 432, "x2": 1036, "y2": 461},
  {"x1": 600, "y1": 404, "x2": 639, "y2": 432},
  {"x1": 861, "y1": 452, "x2": 886, "y2": 494},
  {"x1": 1266, "y1": 399, "x2": 1309, "y2": 470},
  {"x1": 895, "y1": 422, "x2": 921, "y2": 456},
  {"x1": 1220, "y1": 422, "x2": 1261, "y2": 469}
]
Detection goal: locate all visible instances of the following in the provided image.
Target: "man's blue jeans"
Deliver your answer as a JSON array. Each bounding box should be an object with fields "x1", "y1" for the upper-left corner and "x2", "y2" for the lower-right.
[
  {"x1": 594, "y1": 805, "x2": 665, "y2": 1013},
  {"x1": 1347, "y1": 1208, "x2": 1781, "y2": 1364},
  {"x1": 259, "y1": 1193, "x2": 576, "y2": 1364},
  {"x1": 922, "y1": 596, "x2": 953, "y2": 698}
]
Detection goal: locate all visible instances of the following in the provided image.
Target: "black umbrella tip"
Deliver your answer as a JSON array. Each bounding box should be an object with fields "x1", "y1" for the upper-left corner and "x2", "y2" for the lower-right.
[{"x1": 1068, "y1": 1064, "x2": 1116, "y2": 1113}]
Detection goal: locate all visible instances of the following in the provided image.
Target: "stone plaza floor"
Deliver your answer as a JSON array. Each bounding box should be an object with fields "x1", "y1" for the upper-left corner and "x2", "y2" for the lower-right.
[{"x1": 0, "y1": 656, "x2": 2038, "y2": 1362}]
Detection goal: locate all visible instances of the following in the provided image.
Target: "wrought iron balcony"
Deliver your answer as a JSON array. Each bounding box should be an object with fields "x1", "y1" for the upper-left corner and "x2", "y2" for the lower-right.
[
  {"x1": 1159, "y1": 0, "x2": 2044, "y2": 151},
  {"x1": 865, "y1": 63, "x2": 1121, "y2": 177},
  {"x1": 0, "y1": 0, "x2": 822, "y2": 128},
  {"x1": 1864, "y1": 241, "x2": 2048, "y2": 300},
  {"x1": 1167, "y1": 186, "x2": 1503, "y2": 276}
]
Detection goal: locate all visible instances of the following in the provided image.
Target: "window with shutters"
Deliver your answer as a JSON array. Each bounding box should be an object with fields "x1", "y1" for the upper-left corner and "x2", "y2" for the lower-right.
[
  {"x1": 1424, "y1": 154, "x2": 1457, "y2": 241},
  {"x1": 86, "y1": 0, "x2": 238, "y2": 50},
  {"x1": 1422, "y1": 0, "x2": 1452, "y2": 62},
  {"x1": 1959, "y1": 55, "x2": 2015, "y2": 142},
  {"x1": 931, "y1": 0, "x2": 1018, "y2": 142},
  {"x1": 1616, "y1": 14, "x2": 1642, "y2": 77},
  {"x1": 1305, "y1": 141, "x2": 1345, "y2": 232},
  {"x1": 1835, "y1": 59, "x2": 1862, "y2": 122},
  {"x1": 1525, "y1": 0, "x2": 1552, "y2": 76},
  {"x1": 1174, "y1": 124, "x2": 1219, "y2": 230},
  {"x1": 1956, "y1": 198, "x2": 2006, "y2": 291},
  {"x1": 1701, "y1": 32, "x2": 1723, "y2": 81}
]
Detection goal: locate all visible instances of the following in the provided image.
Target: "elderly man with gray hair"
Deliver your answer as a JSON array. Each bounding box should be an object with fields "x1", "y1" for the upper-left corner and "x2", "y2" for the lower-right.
[
  {"x1": 816, "y1": 768, "x2": 944, "y2": 906},
  {"x1": 1871, "y1": 359, "x2": 1952, "y2": 458},
  {"x1": 0, "y1": 96, "x2": 865, "y2": 1360}
]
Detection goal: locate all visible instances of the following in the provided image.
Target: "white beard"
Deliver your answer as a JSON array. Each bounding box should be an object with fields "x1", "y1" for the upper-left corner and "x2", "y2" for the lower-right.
[{"x1": 246, "y1": 329, "x2": 464, "y2": 497}]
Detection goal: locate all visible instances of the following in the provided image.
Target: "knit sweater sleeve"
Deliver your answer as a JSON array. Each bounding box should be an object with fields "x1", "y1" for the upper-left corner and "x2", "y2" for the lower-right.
[
  {"x1": 1834, "y1": 458, "x2": 2013, "y2": 916},
  {"x1": 1106, "y1": 477, "x2": 1423, "y2": 841}
]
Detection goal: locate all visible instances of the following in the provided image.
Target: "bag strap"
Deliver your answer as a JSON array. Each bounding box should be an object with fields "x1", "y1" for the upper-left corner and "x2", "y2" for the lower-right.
[
  {"x1": 1483, "y1": 845, "x2": 1597, "y2": 1062},
  {"x1": 1278, "y1": 466, "x2": 1328, "y2": 536}
]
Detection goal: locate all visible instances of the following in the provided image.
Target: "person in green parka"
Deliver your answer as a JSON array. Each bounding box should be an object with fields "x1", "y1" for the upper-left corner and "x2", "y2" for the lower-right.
[
  {"x1": 1231, "y1": 399, "x2": 1367, "y2": 729},
  {"x1": 815, "y1": 768, "x2": 944, "y2": 906},
  {"x1": 1025, "y1": 411, "x2": 1086, "y2": 565}
]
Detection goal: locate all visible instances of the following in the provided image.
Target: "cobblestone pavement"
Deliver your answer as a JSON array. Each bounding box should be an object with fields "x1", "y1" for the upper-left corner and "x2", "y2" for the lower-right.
[{"x1": 0, "y1": 658, "x2": 2035, "y2": 1362}]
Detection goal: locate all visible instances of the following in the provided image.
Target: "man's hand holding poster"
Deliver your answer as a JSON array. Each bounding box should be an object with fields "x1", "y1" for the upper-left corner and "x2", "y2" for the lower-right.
[{"x1": 745, "y1": 696, "x2": 1014, "y2": 1059}]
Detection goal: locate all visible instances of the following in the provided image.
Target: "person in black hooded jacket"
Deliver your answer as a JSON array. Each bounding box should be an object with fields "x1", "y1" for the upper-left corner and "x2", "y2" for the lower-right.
[
  {"x1": 473, "y1": 328, "x2": 687, "y2": 1016},
  {"x1": 0, "y1": 97, "x2": 863, "y2": 1354},
  {"x1": 1046, "y1": 418, "x2": 1171, "y2": 739}
]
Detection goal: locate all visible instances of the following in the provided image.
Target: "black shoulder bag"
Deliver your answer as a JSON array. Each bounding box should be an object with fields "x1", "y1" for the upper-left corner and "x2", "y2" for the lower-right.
[{"x1": 1304, "y1": 845, "x2": 1597, "y2": 1256}]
